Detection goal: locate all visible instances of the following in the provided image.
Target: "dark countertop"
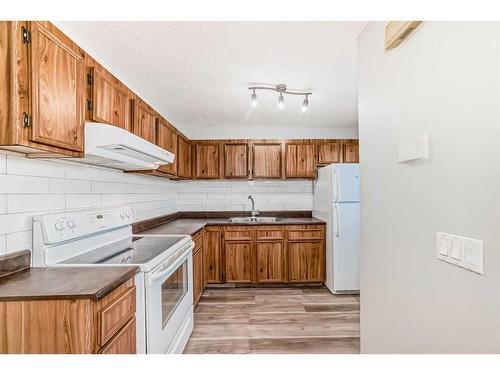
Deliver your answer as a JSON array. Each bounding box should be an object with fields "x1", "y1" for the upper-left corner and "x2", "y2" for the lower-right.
[
  {"x1": 138, "y1": 217, "x2": 325, "y2": 236},
  {"x1": 0, "y1": 266, "x2": 139, "y2": 302}
]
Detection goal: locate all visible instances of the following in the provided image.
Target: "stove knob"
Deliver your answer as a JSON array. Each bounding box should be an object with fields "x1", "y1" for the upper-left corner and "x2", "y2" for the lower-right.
[
  {"x1": 67, "y1": 218, "x2": 77, "y2": 228},
  {"x1": 120, "y1": 211, "x2": 126, "y2": 219},
  {"x1": 54, "y1": 220, "x2": 65, "y2": 231},
  {"x1": 125, "y1": 211, "x2": 131, "y2": 218}
]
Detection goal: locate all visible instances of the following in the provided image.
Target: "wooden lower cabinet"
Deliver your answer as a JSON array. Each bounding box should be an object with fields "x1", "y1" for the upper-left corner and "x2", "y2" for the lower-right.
[
  {"x1": 215, "y1": 224, "x2": 324, "y2": 285},
  {"x1": 0, "y1": 278, "x2": 136, "y2": 354},
  {"x1": 203, "y1": 227, "x2": 223, "y2": 283},
  {"x1": 225, "y1": 241, "x2": 254, "y2": 283},
  {"x1": 287, "y1": 241, "x2": 324, "y2": 282},
  {"x1": 256, "y1": 241, "x2": 285, "y2": 282}
]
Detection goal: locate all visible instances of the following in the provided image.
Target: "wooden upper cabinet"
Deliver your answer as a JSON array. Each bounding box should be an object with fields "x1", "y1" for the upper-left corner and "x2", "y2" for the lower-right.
[
  {"x1": 29, "y1": 21, "x2": 85, "y2": 152},
  {"x1": 285, "y1": 142, "x2": 316, "y2": 178},
  {"x1": 156, "y1": 117, "x2": 177, "y2": 176},
  {"x1": 132, "y1": 97, "x2": 156, "y2": 143},
  {"x1": 195, "y1": 143, "x2": 220, "y2": 179},
  {"x1": 87, "y1": 62, "x2": 130, "y2": 131},
  {"x1": 317, "y1": 140, "x2": 342, "y2": 165},
  {"x1": 252, "y1": 142, "x2": 283, "y2": 179},
  {"x1": 342, "y1": 139, "x2": 359, "y2": 163},
  {"x1": 177, "y1": 134, "x2": 192, "y2": 179},
  {"x1": 224, "y1": 142, "x2": 248, "y2": 178}
]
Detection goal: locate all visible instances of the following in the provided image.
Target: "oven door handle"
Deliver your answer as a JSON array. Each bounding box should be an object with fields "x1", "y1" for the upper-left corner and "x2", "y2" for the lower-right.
[{"x1": 146, "y1": 242, "x2": 194, "y2": 286}]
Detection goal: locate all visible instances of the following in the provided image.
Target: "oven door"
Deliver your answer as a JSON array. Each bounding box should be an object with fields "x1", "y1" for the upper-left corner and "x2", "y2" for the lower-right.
[{"x1": 145, "y1": 242, "x2": 193, "y2": 353}]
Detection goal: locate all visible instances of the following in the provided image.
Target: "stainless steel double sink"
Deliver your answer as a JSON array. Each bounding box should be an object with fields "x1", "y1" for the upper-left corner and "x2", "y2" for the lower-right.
[{"x1": 227, "y1": 216, "x2": 279, "y2": 223}]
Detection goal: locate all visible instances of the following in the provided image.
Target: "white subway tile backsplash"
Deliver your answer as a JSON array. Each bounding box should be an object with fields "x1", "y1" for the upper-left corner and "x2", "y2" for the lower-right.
[
  {"x1": 66, "y1": 194, "x2": 102, "y2": 209},
  {"x1": 7, "y1": 156, "x2": 66, "y2": 178},
  {"x1": 0, "y1": 195, "x2": 6, "y2": 214},
  {"x1": 7, "y1": 194, "x2": 66, "y2": 214},
  {"x1": 1, "y1": 153, "x2": 313, "y2": 254},
  {"x1": 0, "y1": 154, "x2": 6, "y2": 174},
  {"x1": 6, "y1": 230, "x2": 32, "y2": 252},
  {"x1": 0, "y1": 235, "x2": 5, "y2": 255},
  {"x1": 0, "y1": 175, "x2": 50, "y2": 194}
]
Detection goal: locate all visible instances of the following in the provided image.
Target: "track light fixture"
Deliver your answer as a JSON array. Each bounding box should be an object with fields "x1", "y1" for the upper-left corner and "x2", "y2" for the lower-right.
[{"x1": 248, "y1": 84, "x2": 312, "y2": 112}]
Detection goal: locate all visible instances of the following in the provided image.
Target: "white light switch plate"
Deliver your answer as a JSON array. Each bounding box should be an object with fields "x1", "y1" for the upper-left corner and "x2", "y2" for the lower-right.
[
  {"x1": 398, "y1": 134, "x2": 429, "y2": 163},
  {"x1": 436, "y1": 232, "x2": 483, "y2": 274}
]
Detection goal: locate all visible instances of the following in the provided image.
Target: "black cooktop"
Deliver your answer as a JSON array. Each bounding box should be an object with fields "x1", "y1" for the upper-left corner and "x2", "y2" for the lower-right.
[{"x1": 62, "y1": 236, "x2": 186, "y2": 265}]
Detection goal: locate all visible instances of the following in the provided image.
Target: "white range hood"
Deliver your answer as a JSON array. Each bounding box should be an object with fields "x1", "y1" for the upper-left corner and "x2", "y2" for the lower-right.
[{"x1": 71, "y1": 122, "x2": 174, "y2": 171}]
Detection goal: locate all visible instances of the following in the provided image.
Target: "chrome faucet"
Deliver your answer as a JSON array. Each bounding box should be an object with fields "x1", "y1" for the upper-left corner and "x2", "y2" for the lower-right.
[{"x1": 248, "y1": 195, "x2": 260, "y2": 218}]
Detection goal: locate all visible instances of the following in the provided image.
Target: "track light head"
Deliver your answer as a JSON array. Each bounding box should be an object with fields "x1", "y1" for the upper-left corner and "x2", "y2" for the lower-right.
[
  {"x1": 251, "y1": 89, "x2": 258, "y2": 108},
  {"x1": 301, "y1": 95, "x2": 309, "y2": 112},
  {"x1": 278, "y1": 93, "x2": 285, "y2": 109}
]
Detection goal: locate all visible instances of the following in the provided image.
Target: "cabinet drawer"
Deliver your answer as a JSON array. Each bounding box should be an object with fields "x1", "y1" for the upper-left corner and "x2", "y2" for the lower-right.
[
  {"x1": 224, "y1": 227, "x2": 253, "y2": 241},
  {"x1": 99, "y1": 317, "x2": 136, "y2": 354},
  {"x1": 98, "y1": 287, "x2": 136, "y2": 346},
  {"x1": 256, "y1": 227, "x2": 284, "y2": 240},
  {"x1": 287, "y1": 227, "x2": 324, "y2": 240}
]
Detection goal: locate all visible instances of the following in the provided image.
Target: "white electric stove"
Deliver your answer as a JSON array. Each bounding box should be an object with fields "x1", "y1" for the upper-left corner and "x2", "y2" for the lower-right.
[{"x1": 32, "y1": 206, "x2": 194, "y2": 354}]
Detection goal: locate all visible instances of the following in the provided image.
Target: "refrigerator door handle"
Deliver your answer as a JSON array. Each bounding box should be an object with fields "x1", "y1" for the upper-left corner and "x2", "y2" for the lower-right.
[
  {"x1": 334, "y1": 204, "x2": 340, "y2": 238},
  {"x1": 333, "y1": 171, "x2": 339, "y2": 202}
]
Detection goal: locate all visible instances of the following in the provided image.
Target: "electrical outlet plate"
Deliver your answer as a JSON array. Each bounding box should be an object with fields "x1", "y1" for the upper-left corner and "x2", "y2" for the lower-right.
[{"x1": 436, "y1": 232, "x2": 483, "y2": 274}]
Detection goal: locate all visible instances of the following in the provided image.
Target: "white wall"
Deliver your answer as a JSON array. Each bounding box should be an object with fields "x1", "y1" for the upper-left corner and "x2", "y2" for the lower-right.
[
  {"x1": 177, "y1": 180, "x2": 313, "y2": 211},
  {"x1": 0, "y1": 154, "x2": 177, "y2": 255},
  {"x1": 358, "y1": 22, "x2": 500, "y2": 353}
]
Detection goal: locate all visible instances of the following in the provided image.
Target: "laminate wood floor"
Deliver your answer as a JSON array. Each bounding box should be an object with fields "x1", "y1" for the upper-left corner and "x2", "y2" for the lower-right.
[{"x1": 183, "y1": 287, "x2": 360, "y2": 354}]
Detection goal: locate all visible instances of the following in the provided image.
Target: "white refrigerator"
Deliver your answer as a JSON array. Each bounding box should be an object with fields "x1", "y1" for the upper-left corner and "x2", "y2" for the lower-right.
[{"x1": 313, "y1": 163, "x2": 360, "y2": 293}]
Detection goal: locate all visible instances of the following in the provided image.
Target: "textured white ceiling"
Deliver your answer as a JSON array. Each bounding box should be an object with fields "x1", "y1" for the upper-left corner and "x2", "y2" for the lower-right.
[{"x1": 55, "y1": 21, "x2": 366, "y2": 139}]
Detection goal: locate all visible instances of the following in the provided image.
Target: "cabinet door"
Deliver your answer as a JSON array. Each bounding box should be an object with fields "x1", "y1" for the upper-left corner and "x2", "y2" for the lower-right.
[
  {"x1": 29, "y1": 21, "x2": 85, "y2": 152},
  {"x1": 256, "y1": 241, "x2": 284, "y2": 283},
  {"x1": 252, "y1": 143, "x2": 282, "y2": 179},
  {"x1": 90, "y1": 67, "x2": 130, "y2": 131},
  {"x1": 224, "y1": 143, "x2": 248, "y2": 178},
  {"x1": 133, "y1": 98, "x2": 156, "y2": 143},
  {"x1": 317, "y1": 140, "x2": 342, "y2": 165},
  {"x1": 156, "y1": 117, "x2": 177, "y2": 176},
  {"x1": 225, "y1": 241, "x2": 254, "y2": 283},
  {"x1": 285, "y1": 143, "x2": 316, "y2": 178},
  {"x1": 342, "y1": 140, "x2": 359, "y2": 163},
  {"x1": 177, "y1": 134, "x2": 192, "y2": 179},
  {"x1": 195, "y1": 143, "x2": 220, "y2": 179},
  {"x1": 99, "y1": 318, "x2": 136, "y2": 354},
  {"x1": 287, "y1": 241, "x2": 324, "y2": 282},
  {"x1": 193, "y1": 249, "x2": 203, "y2": 306},
  {"x1": 203, "y1": 228, "x2": 222, "y2": 283}
]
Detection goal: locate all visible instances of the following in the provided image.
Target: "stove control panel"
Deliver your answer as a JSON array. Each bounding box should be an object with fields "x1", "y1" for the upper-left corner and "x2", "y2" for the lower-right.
[{"x1": 34, "y1": 206, "x2": 134, "y2": 244}]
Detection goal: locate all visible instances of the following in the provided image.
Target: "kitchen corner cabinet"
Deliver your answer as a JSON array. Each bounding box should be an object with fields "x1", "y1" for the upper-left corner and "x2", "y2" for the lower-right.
[
  {"x1": 285, "y1": 142, "x2": 316, "y2": 179},
  {"x1": 251, "y1": 142, "x2": 283, "y2": 179},
  {"x1": 195, "y1": 143, "x2": 221, "y2": 179},
  {"x1": 203, "y1": 227, "x2": 223, "y2": 283},
  {"x1": 0, "y1": 278, "x2": 136, "y2": 354},
  {"x1": 177, "y1": 134, "x2": 192, "y2": 179},
  {"x1": 342, "y1": 139, "x2": 359, "y2": 163},
  {"x1": 317, "y1": 140, "x2": 342, "y2": 165},
  {"x1": 86, "y1": 57, "x2": 131, "y2": 131},
  {"x1": 224, "y1": 142, "x2": 249, "y2": 178},
  {"x1": 156, "y1": 117, "x2": 178, "y2": 176},
  {"x1": 0, "y1": 21, "x2": 85, "y2": 157},
  {"x1": 132, "y1": 97, "x2": 156, "y2": 144}
]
